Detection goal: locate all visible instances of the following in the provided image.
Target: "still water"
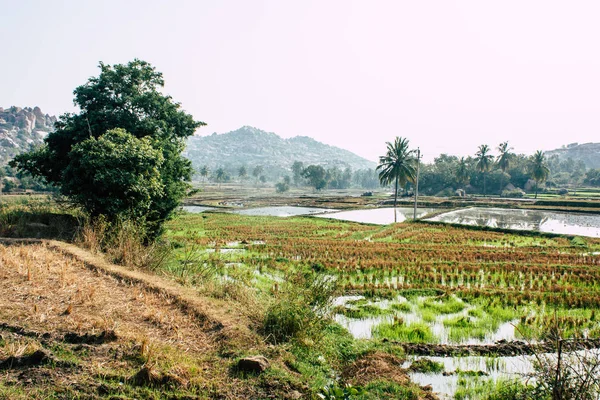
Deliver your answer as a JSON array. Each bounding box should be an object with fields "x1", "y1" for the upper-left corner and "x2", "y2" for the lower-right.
[
  {"x1": 427, "y1": 207, "x2": 600, "y2": 238},
  {"x1": 315, "y1": 207, "x2": 437, "y2": 225}
]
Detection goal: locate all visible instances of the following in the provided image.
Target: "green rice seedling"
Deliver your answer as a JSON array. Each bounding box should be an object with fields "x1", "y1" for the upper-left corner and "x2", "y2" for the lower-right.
[
  {"x1": 372, "y1": 319, "x2": 436, "y2": 343},
  {"x1": 408, "y1": 357, "x2": 444, "y2": 373}
]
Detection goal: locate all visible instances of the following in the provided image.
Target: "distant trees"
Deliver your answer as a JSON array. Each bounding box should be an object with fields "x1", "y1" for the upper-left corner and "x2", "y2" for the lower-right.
[
  {"x1": 238, "y1": 166, "x2": 247, "y2": 182},
  {"x1": 301, "y1": 165, "x2": 327, "y2": 190},
  {"x1": 584, "y1": 169, "x2": 600, "y2": 187},
  {"x1": 496, "y1": 141, "x2": 514, "y2": 192},
  {"x1": 252, "y1": 165, "x2": 264, "y2": 185},
  {"x1": 275, "y1": 176, "x2": 291, "y2": 193},
  {"x1": 214, "y1": 167, "x2": 227, "y2": 187},
  {"x1": 475, "y1": 145, "x2": 494, "y2": 197},
  {"x1": 530, "y1": 150, "x2": 550, "y2": 198},
  {"x1": 199, "y1": 165, "x2": 210, "y2": 182},
  {"x1": 292, "y1": 161, "x2": 304, "y2": 186},
  {"x1": 455, "y1": 157, "x2": 470, "y2": 190},
  {"x1": 376, "y1": 137, "x2": 417, "y2": 208}
]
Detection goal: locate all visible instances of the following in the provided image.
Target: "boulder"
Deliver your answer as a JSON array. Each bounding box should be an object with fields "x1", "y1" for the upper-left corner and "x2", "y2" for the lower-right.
[{"x1": 236, "y1": 355, "x2": 270, "y2": 374}]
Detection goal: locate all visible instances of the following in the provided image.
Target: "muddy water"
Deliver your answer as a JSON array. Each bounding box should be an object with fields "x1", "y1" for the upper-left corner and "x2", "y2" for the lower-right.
[
  {"x1": 428, "y1": 207, "x2": 600, "y2": 238},
  {"x1": 315, "y1": 207, "x2": 437, "y2": 225}
]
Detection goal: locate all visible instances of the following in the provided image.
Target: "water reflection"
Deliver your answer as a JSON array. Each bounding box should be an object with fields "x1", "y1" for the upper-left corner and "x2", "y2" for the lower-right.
[
  {"x1": 428, "y1": 207, "x2": 600, "y2": 238},
  {"x1": 315, "y1": 207, "x2": 436, "y2": 225},
  {"x1": 181, "y1": 205, "x2": 215, "y2": 213},
  {"x1": 233, "y1": 206, "x2": 337, "y2": 217}
]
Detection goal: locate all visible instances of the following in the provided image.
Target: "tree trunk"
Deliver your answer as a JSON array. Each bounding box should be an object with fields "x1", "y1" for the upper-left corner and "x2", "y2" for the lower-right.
[
  {"x1": 394, "y1": 176, "x2": 398, "y2": 223},
  {"x1": 483, "y1": 173, "x2": 487, "y2": 197},
  {"x1": 535, "y1": 181, "x2": 538, "y2": 199}
]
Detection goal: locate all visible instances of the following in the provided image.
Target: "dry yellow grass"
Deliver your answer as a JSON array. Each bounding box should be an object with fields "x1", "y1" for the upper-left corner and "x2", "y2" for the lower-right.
[{"x1": 0, "y1": 239, "x2": 296, "y2": 399}]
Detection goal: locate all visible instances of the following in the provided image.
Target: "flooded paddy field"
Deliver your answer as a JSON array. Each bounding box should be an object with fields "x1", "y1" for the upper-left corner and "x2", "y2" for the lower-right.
[
  {"x1": 232, "y1": 205, "x2": 337, "y2": 217},
  {"x1": 182, "y1": 205, "x2": 337, "y2": 217},
  {"x1": 164, "y1": 209, "x2": 600, "y2": 399},
  {"x1": 427, "y1": 207, "x2": 600, "y2": 238},
  {"x1": 315, "y1": 207, "x2": 437, "y2": 224}
]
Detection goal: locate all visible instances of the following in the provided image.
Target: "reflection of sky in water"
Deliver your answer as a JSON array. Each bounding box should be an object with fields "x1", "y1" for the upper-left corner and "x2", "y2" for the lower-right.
[
  {"x1": 316, "y1": 207, "x2": 436, "y2": 225},
  {"x1": 181, "y1": 206, "x2": 215, "y2": 213},
  {"x1": 428, "y1": 207, "x2": 600, "y2": 238},
  {"x1": 409, "y1": 349, "x2": 600, "y2": 399},
  {"x1": 233, "y1": 206, "x2": 337, "y2": 217}
]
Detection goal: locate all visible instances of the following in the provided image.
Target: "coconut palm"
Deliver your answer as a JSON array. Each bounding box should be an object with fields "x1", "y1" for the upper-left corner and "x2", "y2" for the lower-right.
[
  {"x1": 199, "y1": 165, "x2": 209, "y2": 182},
  {"x1": 215, "y1": 167, "x2": 226, "y2": 187},
  {"x1": 530, "y1": 150, "x2": 550, "y2": 199},
  {"x1": 475, "y1": 144, "x2": 494, "y2": 196},
  {"x1": 376, "y1": 137, "x2": 416, "y2": 215},
  {"x1": 455, "y1": 157, "x2": 470, "y2": 189},
  {"x1": 496, "y1": 142, "x2": 513, "y2": 193}
]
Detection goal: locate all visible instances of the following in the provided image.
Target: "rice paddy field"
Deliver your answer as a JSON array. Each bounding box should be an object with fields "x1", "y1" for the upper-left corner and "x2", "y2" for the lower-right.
[
  {"x1": 163, "y1": 209, "x2": 600, "y2": 398},
  {"x1": 3, "y1": 194, "x2": 600, "y2": 399}
]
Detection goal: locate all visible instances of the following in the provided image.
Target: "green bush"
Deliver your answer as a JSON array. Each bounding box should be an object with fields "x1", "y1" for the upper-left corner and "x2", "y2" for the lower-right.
[{"x1": 263, "y1": 273, "x2": 338, "y2": 343}]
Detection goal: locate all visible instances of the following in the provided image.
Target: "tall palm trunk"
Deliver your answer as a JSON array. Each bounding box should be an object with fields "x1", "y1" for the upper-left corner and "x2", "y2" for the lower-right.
[
  {"x1": 535, "y1": 181, "x2": 538, "y2": 199},
  {"x1": 394, "y1": 175, "x2": 398, "y2": 223},
  {"x1": 483, "y1": 173, "x2": 487, "y2": 197}
]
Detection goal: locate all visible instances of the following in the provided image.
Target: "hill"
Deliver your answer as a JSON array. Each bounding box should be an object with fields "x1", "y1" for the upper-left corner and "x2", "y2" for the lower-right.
[
  {"x1": 184, "y1": 126, "x2": 376, "y2": 176},
  {"x1": 0, "y1": 106, "x2": 56, "y2": 166},
  {"x1": 546, "y1": 142, "x2": 600, "y2": 169}
]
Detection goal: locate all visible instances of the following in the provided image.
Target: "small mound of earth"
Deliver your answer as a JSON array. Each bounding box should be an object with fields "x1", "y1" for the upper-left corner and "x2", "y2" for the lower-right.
[{"x1": 342, "y1": 351, "x2": 409, "y2": 387}]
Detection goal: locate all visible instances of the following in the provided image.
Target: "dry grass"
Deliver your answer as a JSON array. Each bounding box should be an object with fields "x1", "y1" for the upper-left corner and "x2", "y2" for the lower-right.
[{"x1": 0, "y1": 241, "x2": 296, "y2": 399}]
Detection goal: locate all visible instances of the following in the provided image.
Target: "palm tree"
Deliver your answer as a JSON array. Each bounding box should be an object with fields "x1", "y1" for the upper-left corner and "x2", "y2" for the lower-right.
[
  {"x1": 475, "y1": 144, "x2": 494, "y2": 196},
  {"x1": 496, "y1": 142, "x2": 513, "y2": 193},
  {"x1": 215, "y1": 167, "x2": 225, "y2": 187},
  {"x1": 455, "y1": 157, "x2": 470, "y2": 190},
  {"x1": 530, "y1": 150, "x2": 550, "y2": 199},
  {"x1": 376, "y1": 137, "x2": 417, "y2": 216},
  {"x1": 199, "y1": 165, "x2": 209, "y2": 182}
]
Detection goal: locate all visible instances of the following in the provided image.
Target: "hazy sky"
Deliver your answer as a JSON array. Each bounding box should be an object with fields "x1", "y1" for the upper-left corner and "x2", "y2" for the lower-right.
[{"x1": 2, "y1": 1, "x2": 600, "y2": 162}]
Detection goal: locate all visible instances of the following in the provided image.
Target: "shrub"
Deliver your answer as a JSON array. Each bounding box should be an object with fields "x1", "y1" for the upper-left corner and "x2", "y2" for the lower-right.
[
  {"x1": 501, "y1": 188, "x2": 525, "y2": 198},
  {"x1": 263, "y1": 273, "x2": 338, "y2": 344}
]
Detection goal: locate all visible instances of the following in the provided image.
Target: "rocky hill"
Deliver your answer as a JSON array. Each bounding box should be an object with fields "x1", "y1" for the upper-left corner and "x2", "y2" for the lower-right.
[
  {"x1": 185, "y1": 126, "x2": 375, "y2": 176},
  {"x1": 546, "y1": 142, "x2": 600, "y2": 169},
  {"x1": 0, "y1": 106, "x2": 56, "y2": 166}
]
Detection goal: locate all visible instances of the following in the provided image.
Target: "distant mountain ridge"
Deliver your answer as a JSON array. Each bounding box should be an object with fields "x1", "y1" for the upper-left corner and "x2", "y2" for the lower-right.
[
  {"x1": 546, "y1": 142, "x2": 600, "y2": 169},
  {"x1": 0, "y1": 106, "x2": 56, "y2": 166},
  {"x1": 184, "y1": 126, "x2": 375, "y2": 174}
]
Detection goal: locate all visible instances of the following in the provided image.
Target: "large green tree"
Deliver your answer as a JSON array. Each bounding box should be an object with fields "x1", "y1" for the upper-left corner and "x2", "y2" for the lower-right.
[
  {"x1": 530, "y1": 150, "x2": 550, "y2": 199},
  {"x1": 376, "y1": 137, "x2": 416, "y2": 210},
  {"x1": 475, "y1": 144, "x2": 494, "y2": 196},
  {"x1": 11, "y1": 59, "x2": 204, "y2": 235},
  {"x1": 301, "y1": 165, "x2": 327, "y2": 190},
  {"x1": 63, "y1": 128, "x2": 164, "y2": 218}
]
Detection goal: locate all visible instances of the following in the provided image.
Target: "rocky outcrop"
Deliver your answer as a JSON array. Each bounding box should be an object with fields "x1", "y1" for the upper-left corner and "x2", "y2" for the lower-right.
[
  {"x1": 0, "y1": 106, "x2": 56, "y2": 166},
  {"x1": 546, "y1": 142, "x2": 600, "y2": 169}
]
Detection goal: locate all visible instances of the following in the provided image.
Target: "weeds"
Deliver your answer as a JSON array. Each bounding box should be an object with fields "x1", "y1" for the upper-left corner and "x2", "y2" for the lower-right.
[{"x1": 263, "y1": 272, "x2": 339, "y2": 344}]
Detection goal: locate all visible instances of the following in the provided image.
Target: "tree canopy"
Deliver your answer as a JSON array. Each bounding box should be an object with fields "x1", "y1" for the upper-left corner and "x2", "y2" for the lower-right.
[
  {"x1": 377, "y1": 137, "x2": 416, "y2": 208},
  {"x1": 11, "y1": 59, "x2": 204, "y2": 235},
  {"x1": 530, "y1": 150, "x2": 550, "y2": 198}
]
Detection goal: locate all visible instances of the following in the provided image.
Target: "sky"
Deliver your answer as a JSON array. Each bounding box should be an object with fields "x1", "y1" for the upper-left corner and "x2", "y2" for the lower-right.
[{"x1": 2, "y1": 0, "x2": 600, "y2": 163}]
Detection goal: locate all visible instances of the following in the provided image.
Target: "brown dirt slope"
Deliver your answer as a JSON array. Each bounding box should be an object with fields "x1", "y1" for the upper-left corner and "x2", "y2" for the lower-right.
[{"x1": 0, "y1": 240, "x2": 300, "y2": 399}]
